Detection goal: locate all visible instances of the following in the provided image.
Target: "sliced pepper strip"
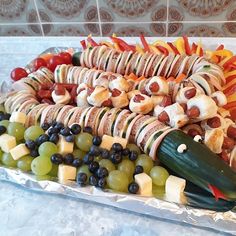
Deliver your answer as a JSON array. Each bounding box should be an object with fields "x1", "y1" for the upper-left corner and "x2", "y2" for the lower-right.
[
  {"x1": 222, "y1": 56, "x2": 236, "y2": 69},
  {"x1": 127, "y1": 73, "x2": 139, "y2": 80},
  {"x1": 110, "y1": 37, "x2": 135, "y2": 52},
  {"x1": 153, "y1": 40, "x2": 173, "y2": 53},
  {"x1": 183, "y1": 36, "x2": 191, "y2": 55},
  {"x1": 140, "y1": 34, "x2": 150, "y2": 52},
  {"x1": 136, "y1": 44, "x2": 145, "y2": 54},
  {"x1": 216, "y1": 44, "x2": 224, "y2": 51},
  {"x1": 175, "y1": 38, "x2": 185, "y2": 54},
  {"x1": 167, "y1": 42, "x2": 180, "y2": 55},
  {"x1": 175, "y1": 73, "x2": 186, "y2": 83},
  {"x1": 212, "y1": 49, "x2": 233, "y2": 58},
  {"x1": 191, "y1": 42, "x2": 197, "y2": 54},
  {"x1": 223, "y1": 101, "x2": 236, "y2": 110},
  {"x1": 87, "y1": 37, "x2": 98, "y2": 47},
  {"x1": 156, "y1": 45, "x2": 169, "y2": 56},
  {"x1": 80, "y1": 40, "x2": 87, "y2": 50}
]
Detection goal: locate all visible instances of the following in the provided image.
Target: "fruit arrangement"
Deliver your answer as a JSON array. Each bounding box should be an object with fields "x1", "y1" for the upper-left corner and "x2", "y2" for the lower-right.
[{"x1": 0, "y1": 36, "x2": 236, "y2": 210}]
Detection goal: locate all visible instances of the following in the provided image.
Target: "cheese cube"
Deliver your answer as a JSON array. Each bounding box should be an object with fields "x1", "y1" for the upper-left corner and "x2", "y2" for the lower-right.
[
  {"x1": 58, "y1": 164, "x2": 76, "y2": 183},
  {"x1": 10, "y1": 112, "x2": 27, "y2": 125},
  {"x1": 57, "y1": 135, "x2": 74, "y2": 155},
  {"x1": 134, "y1": 173, "x2": 152, "y2": 196},
  {"x1": 10, "y1": 144, "x2": 30, "y2": 160},
  {"x1": 100, "y1": 135, "x2": 127, "y2": 150},
  {"x1": 0, "y1": 134, "x2": 16, "y2": 153}
]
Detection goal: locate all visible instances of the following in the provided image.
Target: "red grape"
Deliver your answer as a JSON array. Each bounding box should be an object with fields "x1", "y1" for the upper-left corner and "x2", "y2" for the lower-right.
[
  {"x1": 47, "y1": 55, "x2": 64, "y2": 72},
  {"x1": 58, "y1": 52, "x2": 72, "y2": 64},
  {"x1": 33, "y1": 58, "x2": 47, "y2": 71},
  {"x1": 10, "y1": 67, "x2": 28, "y2": 81}
]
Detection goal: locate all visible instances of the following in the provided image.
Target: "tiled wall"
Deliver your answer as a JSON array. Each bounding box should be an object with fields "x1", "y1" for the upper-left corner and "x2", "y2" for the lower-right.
[{"x1": 0, "y1": 0, "x2": 236, "y2": 37}]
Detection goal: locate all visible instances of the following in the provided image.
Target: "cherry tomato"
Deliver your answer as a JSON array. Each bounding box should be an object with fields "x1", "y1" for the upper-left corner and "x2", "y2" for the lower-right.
[
  {"x1": 33, "y1": 58, "x2": 47, "y2": 71},
  {"x1": 37, "y1": 89, "x2": 52, "y2": 99},
  {"x1": 54, "y1": 84, "x2": 66, "y2": 95},
  {"x1": 58, "y1": 52, "x2": 72, "y2": 64},
  {"x1": 10, "y1": 67, "x2": 28, "y2": 81},
  {"x1": 47, "y1": 55, "x2": 64, "y2": 72}
]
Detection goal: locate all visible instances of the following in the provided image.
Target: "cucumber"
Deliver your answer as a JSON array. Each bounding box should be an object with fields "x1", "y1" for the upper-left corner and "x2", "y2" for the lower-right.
[
  {"x1": 157, "y1": 130, "x2": 236, "y2": 201},
  {"x1": 72, "y1": 52, "x2": 82, "y2": 66}
]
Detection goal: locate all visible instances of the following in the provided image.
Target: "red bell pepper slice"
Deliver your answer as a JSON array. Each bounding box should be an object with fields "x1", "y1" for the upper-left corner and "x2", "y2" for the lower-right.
[
  {"x1": 223, "y1": 56, "x2": 236, "y2": 69},
  {"x1": 54, "y1": 83, "x2": 78, "y2": 91},
  {"x1": 110, "y1": 37, "x2": 135, "y2": 52},
  {"x1": 140, "y1": 34, "x2": 150, "y2": 52},
  {"x1": 223, "y1": 101, "x2": 236, "y2": 110},
  {"x1": 167, "y1": 42, "x2": 180, "y2": 55},
  {"x1": 225, "y1": 74, "x2": 236, "y2": 83},
  {"x1": 156, "y1": 46, "x2": 169, "y2": 56},
  {"x1": 224, "y1": 84, "x2": 236, "y2": 96},
  {"x1": 183, "y1": 36, "x2": 191, "y2": 55},
  {"x1": 199, "y1": 47, "x2": 204, "y2": 57},
  {"x1": 191, "y1": 43, "x2": 197, "y2": 54},
  {"x1": 230, "y1": 108, "x2": 236, "y2": 121},
  {"x1": 87, "y1": 37, "x2": 98, "y2": 47},
  {"x1": 80, "y1": 40, "x2": 87, "y2": 50},
  {"x1": 216, "y1": 44, "x2": 224, "y2": 51}
]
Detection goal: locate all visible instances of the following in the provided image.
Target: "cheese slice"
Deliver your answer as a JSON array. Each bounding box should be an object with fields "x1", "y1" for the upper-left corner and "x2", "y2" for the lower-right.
[
  {"x1": 0, "y1": 134, "x2": 16, "y2": 153},
  {"x1": 57, "y1": 135, "x2": 74, "y2": 155},
  {"x1": 10, "y1": 144, "x2": 30, "y2": 160},
  {"x1": 100, "y1": 135, "x2": 127, "y2": 150},
  {"x1": 58, "y1": 164, "x2": 76, "y2": 183},
  {"x1": 134, "y1": 173, "x2": 152, "y2": 196},
  {"x1": 9, "y1": 111, "x2": 27, "y2": 125}
]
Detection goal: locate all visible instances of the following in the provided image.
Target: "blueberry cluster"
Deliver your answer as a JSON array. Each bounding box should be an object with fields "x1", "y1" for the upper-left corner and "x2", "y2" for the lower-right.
[
  {"x1": 0, "y1": 111, "x2": 11, "y2": 121},
  {"x1": 51, "y1": 153, "x2": 83, "y2": 168}
]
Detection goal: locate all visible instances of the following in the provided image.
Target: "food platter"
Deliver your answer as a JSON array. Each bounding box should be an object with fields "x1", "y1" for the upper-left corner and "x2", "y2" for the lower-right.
[{"x1": 0, "y1": 36, "x2": 236, "y2": 234}]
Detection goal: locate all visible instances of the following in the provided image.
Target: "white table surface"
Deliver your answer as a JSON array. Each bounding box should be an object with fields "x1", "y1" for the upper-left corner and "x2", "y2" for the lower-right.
[{"x1": 0, "y1": 37, "x2": 231, "y2": 236}]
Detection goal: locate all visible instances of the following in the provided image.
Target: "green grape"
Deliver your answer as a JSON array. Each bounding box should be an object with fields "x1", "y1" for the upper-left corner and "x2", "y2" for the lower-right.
[
  {"x1": 2, "y1": 153, "x2": 17, "y2": 167},
  {"x1": 36, "y1": 175, "x2": 52, "y2": 181},
  {"x1": 48, "y1": 164, "x2": 58, "y2": 177},
  {"x1": 7, "y1": 122, "x2": 25, "y2": 141},
  {"x1": 0, "y1": 149, "x2": 3, "y2": 163},
  {"x1": 24, "y1": 125, "x2": 44, "y2": 141},
  {"x1": 78, "y1": 165, "x2": 92, "y2": 183},
  {"x1": 118, "y1": 159, "x2": 135, "y2": 181},
  {"x1": 0, "y1": 104, "x2": 5, "y2": 112},
  {"x1": 73, "y1": 149, "x2": 86, "y2": 160},
  {"x1": 94, "y1": 156, "x2": 102, "y2": 162},
  {"x1": 75, "y1": 133, "x2": 93, "y2": 152},
  {"x1": 135, "y1": 154, "x2": 153, "y2": 174},
  {"x1": 126, "y1": 143, "x2": 141, "y2": 155},
  {"x1": 31, "y1": 156, "x2": 52, "y2": 176},
  {"x1": 99, "y1": 159, "x2": 115, "y2": 173},
  {"x1": 17, "y1": 155, "x2": 32, "y2": 172},
  {"x1": 152, "y1": 185, "x2": 165, "y2": 198},
  {"x1": 150, "y1": 166, "x2": 169, "y2": 186},
  {"x1": 107, "y1": 170, "x2": 129, "y2": 192},
  {"x1": 0, "y1": 120, "x2": 9, "y2": 128},
  {"x1": 38, "y1": 142, "x2": 58, "y2": 157}
]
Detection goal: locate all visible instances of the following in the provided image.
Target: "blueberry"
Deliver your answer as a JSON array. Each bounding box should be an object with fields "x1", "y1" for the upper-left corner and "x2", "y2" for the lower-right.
[
  {"x1": 49, "y1": 133, "x2": 59, "y2": 144},
  {"x1": 65, "y1": 134, "x2": 75, "y2": 143},
  {"x1": 98, "y1": 178, "x2": 106, "y2": 189},
  {"x1": 48, "y1": 127, "x2": 60, "y2": 136},
  {"x1": 54, "y1": 122, "x2": 64, "y2": 130},
  {"x1": 128, "y1": 182, "x2": 139, "y2": 194},
  {"x1": 4, "y1": 113, "x2": 11, "y2": 120},
  {"x1": 96, "y1": 167, "x2": 108, "y2": 178},
  {"x1": 83, "y1": 126, "x2": 93, "y2": 134},
  {"x1": 25, "y1": 140, "x2": 36, "y2": 150},
  {"x1": 89, "y1": 145, "x2": 100, "y2": 157},
  {"x1": 41, "y1": 122, "x2": 50, "y2": 131},
  {"x1": 134, "y1": 165, "x2": 143, "y2": 175},
  {"x1": 88, "y1": 161, "x2": 99, "y2": 173},
  {"x1": 76, "y1": 173, "x2": 87, "y2": 186},
  {"x1": 110, "y1": 153, "x2": 122, "y2": 164},
  {"x1": 70, "y1": 124, "x2": 81, "y2": 135},
  {"x1": 111, "y1": 143, "x2": 123, "y2": 152},
  {"x1": 60, "y1": 127, "x2": 71, "y2": 136},
  {"x1": 101, "y1": 149, "x2": 109, "y2": 159},
  {"x1": 129, "y1": 151, "x2": 138, "y2": 161},
  {"x1": 50, "y1": 120, "x2": 57, "y2": 127},
  {"x1": 92, "y1": 136, "x2": 102, "y2": 146},
  {"x1": 0, "y1": 113, "x2": 5, "y2": 121},
  {"x1": 64, "y1": 153, "x2": 74, "y2": 165},
  {"x1": 0, "y1": 125, "x2": 6, "y2": 135},
  {"x1": 72, "y1": 158, "x2": 83, "y2": 168},
  {"x1": 36, "y1": 134, "x2": 49, "y2": 145},
  {"x1": 122, "y1": 148, "x2": 130, "y2": 157},
  {"x1": 83, "y1": 154, "x2": 94, "y2": 165},
  {"x1": 51, "y1": 153, "x2": 63, "y2": 165},
  {"x1": 30, "y1": 149, "x2": 39, "y2": 158},
  {"x1": 89, "y1": 175, "x2": 98, "y2": 186}
]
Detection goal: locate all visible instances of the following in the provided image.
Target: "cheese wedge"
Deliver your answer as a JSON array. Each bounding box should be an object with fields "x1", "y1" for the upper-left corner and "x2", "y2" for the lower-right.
[
  {"x1": 57, "y1": 135, "x2": 74, "y2": 155},
  {"x1": 58, "y1": 164, "x2": 76, "y2": 183},
  {"x1": 10, "y1": 144, "x2": 30, "y2": 160},
  {"x1": 134, "y1": 173, "x2": 152, "y2": 196},
  {"x1": 100, "y1": 135, "x2": 128, "y2": 150},
  {"x1": 0, "y1": 134, "x2": 16, "y2": 153},
  {"x1": 9, "y1": 111, "x2": 27, "y2": 125}
]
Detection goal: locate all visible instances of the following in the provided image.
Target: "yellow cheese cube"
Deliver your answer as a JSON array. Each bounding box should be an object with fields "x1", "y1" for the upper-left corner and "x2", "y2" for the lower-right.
[
  {"x1": 58, "y1": 164, "x2": 76, "y2": 183},
  {"x1": 134, "y1": 173, "x2": 152, "y2": 196},
  {"x1": 10, "y1": 111, "x2": 27, "y2": 125},
  {"x1": 57, "y1": 135, "x2": 74, "y2": 155},
  {"x1": 165, "y1": 175, "x2": 186, "y2": 198},
  {"x1": 100, "y1": 135, "x2": 127, "y2": 150},
  {"x1": 0, "y1": 134, "x2": 16, "y2": 153},
  {"x1": 10, "y1": 144, "x2": 30, "y2": 160}
]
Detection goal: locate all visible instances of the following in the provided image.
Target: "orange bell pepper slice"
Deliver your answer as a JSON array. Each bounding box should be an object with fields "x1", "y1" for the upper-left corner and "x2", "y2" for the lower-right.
[
  {"x1": 183, "y1": 36, "x2": 191, "y2": 56},
  {"x1": 175, "y1": 73, "x2": 186, "y2": 83},
  {"x1": 140, "y1": 34, "x2": 150, "y2": 53}
]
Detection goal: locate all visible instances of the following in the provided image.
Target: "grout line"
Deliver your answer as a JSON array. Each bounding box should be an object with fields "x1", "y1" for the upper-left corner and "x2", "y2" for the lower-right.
[
  {"x1": 166, "y1": 0, "x2": 169, "y2": 36},
  {"x1": 33, "y1": 0, "x2": 44, "y2": 36},
  {"x1": 95, "y1": 0, "x2": 103, "y2": 36}
]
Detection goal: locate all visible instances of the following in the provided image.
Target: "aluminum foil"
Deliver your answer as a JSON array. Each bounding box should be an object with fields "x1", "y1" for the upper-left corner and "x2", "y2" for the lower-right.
[{"x1": 0, "y1": 46, "x2": 236, "y2": 234}]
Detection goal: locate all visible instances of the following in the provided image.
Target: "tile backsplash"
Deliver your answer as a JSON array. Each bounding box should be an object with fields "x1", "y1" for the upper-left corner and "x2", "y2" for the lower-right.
[{"x1": 0, "y1": 0, "x2": 236, "y2": 37}]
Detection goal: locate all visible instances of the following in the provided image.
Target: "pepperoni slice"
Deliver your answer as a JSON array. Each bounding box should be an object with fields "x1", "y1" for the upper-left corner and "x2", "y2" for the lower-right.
[
  {"x1": 149, "y1": 82, "x2": 159, "y2": 93},
  {"x1": 87, "y1": 87, "x2": 95, "y2": 95},
  {"x1": 227, "y1": 126, "x2": 236, "y2": 140},
  {"x1": 186, "y1": 106, "x2": 200, "y2": 118},
  {"x1": 54, "y1": 84, "x2": 66, "y2": 95},
  {"x1": 207, "y1": 116, "x2": 221, "y2": 128},
  {"x1": 112, "y1": 88, "x2": 121, "y2": 97},
  {"x1": 159, "y1": 96, "x2": 172, "y2": 107},
  {"x1": 184, "y1": 88, "x2": 196, "y2": 99},
  {"x1": 158, "y1": 111, "x2": 170, "y2": 123},
  {"x1": 187, "y1": 129, "x2": 200, "y2": 138},
  {"x1": 102, "y1": 99, "x2": 112, "y2": 107},
  {"x1": 133, "y1": 94, "x2": 145, "y2": 103},
  {"x1": 222, "y1": 137, "x2": 235, "y2": 151}
]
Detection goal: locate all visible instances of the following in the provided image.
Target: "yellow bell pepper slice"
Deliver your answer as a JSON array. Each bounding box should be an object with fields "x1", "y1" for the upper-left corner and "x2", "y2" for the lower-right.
[
  {"x1": 227, "y1": 94, "x2": 236, "y2": 103},
  {"x1": 223, "y1": 78, "x2": 236, "y2": 90},
  {"x1": 100, "y1": 41, "x2": 114, "y2": 48},
  {"x1": 174, "y1": 38, "x2": 185, "y2": 54},
  {"x1": 212, "y1": 49, "x2": 233, "y2": 58},
  {"x1": 149, "y1": 45, "x2": 160, "y2": 54},
  {"x1": 152, "y1": 40, "x2": 173, "y2": 53},
  {"x1": 136, "y1": 44, "x2": 144, "y2": 54}
]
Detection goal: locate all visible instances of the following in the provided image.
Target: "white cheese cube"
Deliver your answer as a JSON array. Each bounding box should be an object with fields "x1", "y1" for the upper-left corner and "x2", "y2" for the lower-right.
[
  {"x1": 10, "y1": 111, "x2": 27, "y2": 125},
  {"x1": 165, "y1": 175, "x2": 186, "y2": 201},
  {"x1": 10, "y1": 144, "x2": 30, "y2": 160},
  {"x1": 57, "y1": 135, "x2": 74, "y2": 155},
  {"x1": 100, "y1": 135, "x2": 127, "y2": 150},
  {"x1": 134, "y1": 173, "x2": 152, "y2": 196},
  {"x1": 0, "y1": 134, "x2": 16, "y2": 153},
  {"x1": 58, "y1": 164, "x2": 76, "y2": 183}
]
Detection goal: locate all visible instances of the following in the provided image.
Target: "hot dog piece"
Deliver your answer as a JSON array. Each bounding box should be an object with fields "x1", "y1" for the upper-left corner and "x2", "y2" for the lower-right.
[
  {"x1": 159, "y1": 95, "x2": 172, "y2": 107},
  {"x1": 111, "y1": 89, "x2": 129, "y2": 108},
  {"x1": 222, "y1": 137, "x2": 235, "y2": 151},
  {"x1": 129, "y1": 94, "x2": 153, "y2": 114},
  {"x1": 158, "y1": 111, "x2": 170, "y2": 123},
  {"x1": 187, "y1": 129, "x2": 201, "y2": 138},
  {"x1": 145, "y1": 76, "x2": 169, "y2": 96},
  {"x1": 184, "y1": 88, "x2": 196, "y2": 99},
  {"x1": 206, "y1": 116, "x2": 221, "y2": 128},
  {"x1": 175, "y1": 86, "x2": 202, "y2": 104},
  {"x1": 220, "y1": 150, "x2": 230, "y2": 165},
  {"x1": 186, "y1": 106, "x2": 200, "y2": 118},
  {"x1": 227, "y1": 126, "x2": 236, "y2": 140}
]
